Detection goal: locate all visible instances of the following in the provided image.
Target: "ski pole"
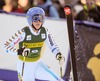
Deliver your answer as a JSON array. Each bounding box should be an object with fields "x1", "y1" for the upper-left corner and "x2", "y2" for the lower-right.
[
  {"x1": 22, "y1": 56, "x2": 25, "y2": 77},
  {"x1": 60, "y1": 66, "x2": 62, "y2": 78},
  {"x1": 21, "y1": 49, "x2": 29, "y2": 81},
  {"x1": 20, "y1": 54, "x2": 25, "y2": 81},
  {"x1": 58, "y1": 55, "x2": 63, "y2": 78}
]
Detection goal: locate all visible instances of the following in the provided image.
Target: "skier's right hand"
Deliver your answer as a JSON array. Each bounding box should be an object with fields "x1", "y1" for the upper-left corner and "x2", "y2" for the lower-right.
[
  {"x1": 17, "y1": 47, "x2": 30, "y2": 56},
  {"x1": 17, "y1": 47, "x2": 25, "y2": 56}
]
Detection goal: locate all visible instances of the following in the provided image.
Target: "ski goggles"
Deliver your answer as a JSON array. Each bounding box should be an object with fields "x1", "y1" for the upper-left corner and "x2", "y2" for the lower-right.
[{"x1": 32, "y1": 14, "x2": 43, "y2": 22}]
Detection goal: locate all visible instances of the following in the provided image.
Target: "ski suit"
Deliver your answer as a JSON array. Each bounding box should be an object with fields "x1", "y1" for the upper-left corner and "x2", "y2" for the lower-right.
[{"x1": 4, "y1": 26, "x2": 64, "y2": 81}]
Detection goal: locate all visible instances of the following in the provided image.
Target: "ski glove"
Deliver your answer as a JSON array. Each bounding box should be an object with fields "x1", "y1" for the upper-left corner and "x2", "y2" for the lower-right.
[
  {"x1": 56, "y1": 52, "x2": 65, "y2": 66},
  {"x1": 17, "y1": 47, "x2": 30, "y2": 56},
  {"x1": 17, "y1": 47, "x2": 25, "y2": 55}
]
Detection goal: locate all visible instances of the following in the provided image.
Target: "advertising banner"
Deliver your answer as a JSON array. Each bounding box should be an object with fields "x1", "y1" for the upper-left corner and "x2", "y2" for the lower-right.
[{"x1": 74, "y1": 21, "x2": 100, "y2": 81}]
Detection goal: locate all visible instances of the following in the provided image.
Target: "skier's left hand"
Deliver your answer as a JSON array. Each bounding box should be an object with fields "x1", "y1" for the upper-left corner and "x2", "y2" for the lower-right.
[{"x1": 56, "y1": 52, "x2": 65, "y2": 66}]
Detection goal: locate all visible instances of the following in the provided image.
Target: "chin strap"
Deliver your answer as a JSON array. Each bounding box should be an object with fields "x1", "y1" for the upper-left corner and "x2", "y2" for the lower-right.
[{"x1": 32, "y1": 24, "x2": 42, "y2": 31}]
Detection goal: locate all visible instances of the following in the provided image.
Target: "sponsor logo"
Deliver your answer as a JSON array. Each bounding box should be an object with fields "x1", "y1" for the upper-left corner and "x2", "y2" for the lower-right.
[
  {"x1": 64, "y1": 7, "x2": 71, "y2": 15},
  {"x1": 14, "y1": 38, "x2": 21, "y2": 45},
  {"x1": 48, "y1": 34, "x2": 54, "y2": 46},
  {"x1": 32, "y1": 50, "x2": 38, "y2": 53},
  {"x1": 41, "y1": 33, "x2": 46, "y2": 39},
  {"x1": 23, "y1": 42, "x2": 44, "y2": 48},
  {"x1": 26, "y1": 35, "x2": 31, "y2": 40}
]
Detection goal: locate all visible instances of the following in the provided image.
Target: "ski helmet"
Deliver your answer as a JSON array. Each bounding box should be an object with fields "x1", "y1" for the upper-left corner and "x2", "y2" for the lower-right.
[{"x1": 26, "y1": 7, "x2": 45, "y2": 26}]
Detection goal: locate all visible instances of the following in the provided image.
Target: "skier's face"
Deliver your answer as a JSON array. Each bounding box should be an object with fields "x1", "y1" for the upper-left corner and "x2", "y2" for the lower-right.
[
  {"x1": 32, "y1": 21, "x2": 42, "y2": 30},
  {"x1": 32, "y1": 14, "x2": 43, "y2": 30}
]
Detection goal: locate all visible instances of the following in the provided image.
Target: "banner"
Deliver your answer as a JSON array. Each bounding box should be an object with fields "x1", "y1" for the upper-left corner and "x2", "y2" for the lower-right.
[{"x1": 74, "y1": 21, "x2": 100, "y2": 81}]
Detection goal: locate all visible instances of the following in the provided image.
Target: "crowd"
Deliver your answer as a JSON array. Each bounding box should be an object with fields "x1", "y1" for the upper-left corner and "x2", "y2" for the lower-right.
[
  {"x1": 0, "y1": 0, "x2": 65, "y2": 18},
  {"x1": 0, "y1": 0, "x2": 100, "y2": 23},
  {"x1": 73, "y1": 0, "x2": 100, "y2": 23}
]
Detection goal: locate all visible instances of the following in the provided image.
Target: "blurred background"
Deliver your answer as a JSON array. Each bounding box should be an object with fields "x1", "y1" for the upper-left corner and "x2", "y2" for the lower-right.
[
  {"x1": 0, "y1": 0, "x2": 100, "y2": 21},
  {"x1": 0, "y1": 0, "x2": 100, "y2": 81}
]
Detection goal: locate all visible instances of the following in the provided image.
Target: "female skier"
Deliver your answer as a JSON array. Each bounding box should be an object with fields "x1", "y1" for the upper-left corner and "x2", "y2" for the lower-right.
[{"x1": 4, "y1": 7, "x2": 65, "y2": 81}]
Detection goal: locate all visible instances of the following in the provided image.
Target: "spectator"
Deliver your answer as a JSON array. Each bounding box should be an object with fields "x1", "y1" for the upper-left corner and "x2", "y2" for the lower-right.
[
  {"x1": 16, "y1": 0, "x2": 33, "y2": 13},
  {"x1": 72, "y1": 7, "x2": 78, "y2": 20},
  {"x1": 36, "y1": 0, "x2": 60, "y2": 18},
  {"x1": 52, "y1": 0, "x2": 65, "y2": 18},
  {"x1": 2, "y1": 0, "x2": 18, "y2": 13},
  {"x1": 0, "y1": 0, "x2": 5, "y2": 9},
  {"x1": 75, "y1": 0, "x2": 100, "y2": 23},
  {"x1": 0, "y1": 0, "x2": 6, "y2": 13},
  {"x1": 72, "y1": 1, "x2": 83, "y2": 20},
  {"x1": 58, "y1": 0, "x2": 65, "y2": 7}
]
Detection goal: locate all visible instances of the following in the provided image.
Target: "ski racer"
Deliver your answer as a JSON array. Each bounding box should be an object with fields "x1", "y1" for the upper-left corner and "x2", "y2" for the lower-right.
[{"x1": 4, "y1": 7, "x2": 65, "y2": 81}]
